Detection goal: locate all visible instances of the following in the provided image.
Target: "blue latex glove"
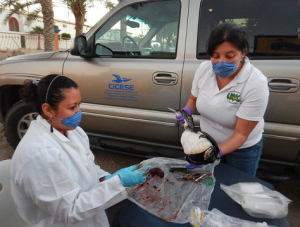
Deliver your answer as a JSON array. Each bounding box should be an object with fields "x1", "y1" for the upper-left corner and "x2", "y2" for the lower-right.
[
  {"x1": 118, "y1": 165, "x2": 152, "y2": 187},
  {"x1": 176, "y1": 106, "x2": 193, "y2": 124},
  {"x1": 105, "y1": 165, "x2": 138, "y2": 180}
]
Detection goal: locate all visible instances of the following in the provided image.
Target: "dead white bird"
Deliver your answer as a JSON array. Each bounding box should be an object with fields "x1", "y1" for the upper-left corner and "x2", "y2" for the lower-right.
[
  {"x1": 168, "y1": 108, "x2": 219, "y2": 164},
  {"x1": 181, "y1": 131, "x2": 213, "y2": 158}
]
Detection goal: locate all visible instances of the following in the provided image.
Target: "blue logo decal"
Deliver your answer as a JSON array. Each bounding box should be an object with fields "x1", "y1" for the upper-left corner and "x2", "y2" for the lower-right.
[
  {"x1": 112, "y1": 74, "x2": 132, "y2": 83},
  {"x1": 109, "y1": 74, "x2": 134, "y2": 90},
  {"x1": 105, "y1": 74, "x2": 138, "y2": 101}
]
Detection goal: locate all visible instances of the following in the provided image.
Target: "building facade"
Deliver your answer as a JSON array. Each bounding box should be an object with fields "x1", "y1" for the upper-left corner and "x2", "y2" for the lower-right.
[{"x1": 0, "y1": 9, "x2": 91, "y2": 38}]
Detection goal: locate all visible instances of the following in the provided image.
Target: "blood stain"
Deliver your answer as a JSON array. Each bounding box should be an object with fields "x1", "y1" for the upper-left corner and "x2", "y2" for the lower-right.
[{"x1": 149, "y1": 167, "x2": 165, "y2": 178}]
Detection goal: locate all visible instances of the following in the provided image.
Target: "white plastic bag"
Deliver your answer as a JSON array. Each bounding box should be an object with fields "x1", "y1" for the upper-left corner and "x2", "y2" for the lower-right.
[
  {"x1": 220, "y1": 182, "x2": 292, "y2": 219},
  {"x1": 126, "y1": 157, "x2": 218, "y2": 223},
  {"x1": 190, "y1": 206, "x2": 268, "y2": 227}
]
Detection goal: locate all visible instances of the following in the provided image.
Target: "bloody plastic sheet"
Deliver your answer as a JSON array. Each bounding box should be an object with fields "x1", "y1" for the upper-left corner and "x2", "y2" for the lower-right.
[{"x1": 126, "y1": 157, "x2": 218, "y2": 223}]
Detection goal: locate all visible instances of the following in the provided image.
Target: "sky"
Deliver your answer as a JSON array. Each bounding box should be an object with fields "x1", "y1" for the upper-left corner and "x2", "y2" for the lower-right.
[
  {"x1": 52, "y1": 0, "x2": 119, "y2": 27},
  {"x1": 23, "y1": 0, "x2": 118, "y2": 27}
]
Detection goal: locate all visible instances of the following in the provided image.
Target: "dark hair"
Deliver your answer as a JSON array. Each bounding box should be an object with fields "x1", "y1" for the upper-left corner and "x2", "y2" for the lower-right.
[
  {"x1": 206, "y1": 22, "x2": 249, "y2": 57},
  {"x1": 20, "y1": 74, "x2": 78, "y2": 115}
]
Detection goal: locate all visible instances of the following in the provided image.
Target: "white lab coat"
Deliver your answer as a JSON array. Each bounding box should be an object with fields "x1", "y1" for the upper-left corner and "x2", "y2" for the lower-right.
[{"x1": 10, "y1": 115, "x2": 127, "y2": 227}]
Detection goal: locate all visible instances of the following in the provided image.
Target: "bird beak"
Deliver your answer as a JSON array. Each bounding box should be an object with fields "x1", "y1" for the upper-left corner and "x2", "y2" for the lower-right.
[{"x1": 167, "y1": 107, "x2": 180, "y2": 116}]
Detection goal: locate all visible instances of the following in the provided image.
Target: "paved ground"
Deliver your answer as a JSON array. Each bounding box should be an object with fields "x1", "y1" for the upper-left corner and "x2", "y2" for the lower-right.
[{"x1": 0, "y1": 123, "x2": 299, "y2": 226}]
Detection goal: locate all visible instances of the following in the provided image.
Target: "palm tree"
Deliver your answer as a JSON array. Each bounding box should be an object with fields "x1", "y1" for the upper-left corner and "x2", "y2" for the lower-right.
[
  {"x1": 61, "y1": 0, "x2": 90, "y2": 36},
  {"x1": 39, "y1": 0, "x2": 54, "y2": 51},
  {"x1": 61, "y1": 0, "x2": 123, "y2": 36},
  {"x1": 0, "y1": 0, "x2": 55, "y2": 51},
  {"x1": 30, "y1": 26, "x2": 44, "y2": 34},
  {"x1": 103, "y1": 0, "x2": 123, "y2": 9}
]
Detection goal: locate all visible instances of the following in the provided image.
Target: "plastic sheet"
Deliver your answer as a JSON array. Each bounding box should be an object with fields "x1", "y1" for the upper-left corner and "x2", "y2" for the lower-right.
[
  {"x1": 126, "y1": 157, "x2": 218, "y2": 223},
  {"x1": 190, "y1": 207, "x2": 269, "y2": 227},
  {"x1": 220, "y1": 182, "x2": 292, "y2": 219}
]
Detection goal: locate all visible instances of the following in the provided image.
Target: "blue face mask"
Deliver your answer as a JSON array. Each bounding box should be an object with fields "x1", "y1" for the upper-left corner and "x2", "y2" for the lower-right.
[
  {"x1": 53, "y1": 110, "x2": 82, "y2": 128},
  {"x1": 212, "y1": 62, "x2": 237, "y2": 79}
]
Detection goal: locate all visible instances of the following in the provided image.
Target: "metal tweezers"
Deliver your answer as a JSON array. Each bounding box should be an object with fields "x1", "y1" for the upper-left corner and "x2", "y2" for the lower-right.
[
  {"x1": 194, "y1": 173, "x2": 212, "y2": 182},
  {"x1": 175, "y1": 172, "x2": 212, "y2": 183}
]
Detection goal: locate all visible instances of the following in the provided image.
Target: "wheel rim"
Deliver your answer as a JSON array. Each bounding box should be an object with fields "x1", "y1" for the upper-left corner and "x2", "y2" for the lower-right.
[{"x1": 17, "y1": 112, "x2": 38, "y2": 139}]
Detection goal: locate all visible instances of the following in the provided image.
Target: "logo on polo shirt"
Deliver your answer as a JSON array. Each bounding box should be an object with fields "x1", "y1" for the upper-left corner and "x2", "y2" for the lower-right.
[{"x1": 227, "y1": 91, "x2": 241, "y2": 104}]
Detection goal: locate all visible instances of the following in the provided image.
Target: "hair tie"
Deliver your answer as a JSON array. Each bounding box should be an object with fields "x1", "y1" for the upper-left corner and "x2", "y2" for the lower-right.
[{"x1": 32, "y1": 77, "x2": 40, "y2": 86}]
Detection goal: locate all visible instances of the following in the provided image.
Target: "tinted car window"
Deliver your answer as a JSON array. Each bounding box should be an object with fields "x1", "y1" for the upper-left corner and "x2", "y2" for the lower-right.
[
  {"x1": 94, "y1": 0, "x2": 180, "y2": 59},
  {"x1": 197, "y1": 0, "x2": 300, "y2": 58}
]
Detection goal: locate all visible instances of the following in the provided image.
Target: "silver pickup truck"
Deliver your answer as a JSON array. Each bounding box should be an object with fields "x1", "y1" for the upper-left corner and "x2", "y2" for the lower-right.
[{"x1": 1, "y1": 0, "x2": 300, "y2": 178}]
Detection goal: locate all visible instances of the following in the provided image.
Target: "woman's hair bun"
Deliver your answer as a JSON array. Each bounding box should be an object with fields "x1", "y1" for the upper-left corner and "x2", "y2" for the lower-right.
[{"x1": 20, "y1": 79, "x2": 38, "y2": 104}]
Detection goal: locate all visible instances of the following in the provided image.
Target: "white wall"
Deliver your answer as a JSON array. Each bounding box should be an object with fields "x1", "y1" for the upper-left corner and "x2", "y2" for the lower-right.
[{"x1": 0, "y1": 9, "x2": 91, "y2": 38}]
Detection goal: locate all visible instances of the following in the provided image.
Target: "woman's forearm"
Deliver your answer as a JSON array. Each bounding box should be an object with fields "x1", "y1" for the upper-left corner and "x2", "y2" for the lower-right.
[
  {"x1": 219, "y1": 118, "x2": 259, "y2": 155},
  {"x1": 218, "y1": 132, "x2": 248, "y2": 155},
  {"x1": 185, "y1": 94, "x2": 197, "y2": 113}
]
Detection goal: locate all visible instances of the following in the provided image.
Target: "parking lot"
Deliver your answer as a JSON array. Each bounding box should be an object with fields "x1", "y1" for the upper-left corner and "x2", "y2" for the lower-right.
[{"x1": 0, "y1": 123, "x2": 299, "y2": 227}]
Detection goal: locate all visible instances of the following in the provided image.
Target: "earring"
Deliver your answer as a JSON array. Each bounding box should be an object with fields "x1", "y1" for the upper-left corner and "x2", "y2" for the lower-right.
[{"x1": 48, "y1": 119, "x2": 53, "y2": 133}]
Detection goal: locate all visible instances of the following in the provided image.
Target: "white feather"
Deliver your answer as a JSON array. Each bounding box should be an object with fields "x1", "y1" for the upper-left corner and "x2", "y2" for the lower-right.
[{"x1": 180, "y1": 130, "x2": 212, "y2": 155}]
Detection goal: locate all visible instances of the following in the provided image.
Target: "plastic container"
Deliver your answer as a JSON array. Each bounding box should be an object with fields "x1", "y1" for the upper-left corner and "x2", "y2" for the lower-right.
[{"x1": 189, "y1": 206, "x2": 269, "y2": 227}]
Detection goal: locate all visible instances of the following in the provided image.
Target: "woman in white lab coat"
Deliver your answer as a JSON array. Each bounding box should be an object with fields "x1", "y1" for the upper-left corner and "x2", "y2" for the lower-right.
[{"x1": 10, "y1": 74, "x2": 149, "y2": 227}]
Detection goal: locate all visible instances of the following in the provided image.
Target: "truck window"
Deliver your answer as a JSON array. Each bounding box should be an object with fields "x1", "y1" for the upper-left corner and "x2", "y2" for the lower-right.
[
  {"x1": 197, "y1": 0, "x2": 300, "y2": 59},
  {"x1": 94, "y1": 0, "x2": 180, "y2": 59}
]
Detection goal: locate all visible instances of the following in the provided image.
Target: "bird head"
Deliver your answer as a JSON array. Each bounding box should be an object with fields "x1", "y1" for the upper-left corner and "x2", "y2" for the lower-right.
[{"x1": 180, "y1": 109, "x2": 195, "y2": 132}]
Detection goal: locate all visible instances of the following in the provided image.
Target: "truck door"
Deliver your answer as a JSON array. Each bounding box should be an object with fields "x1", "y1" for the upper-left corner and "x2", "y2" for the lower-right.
[
  {"x1": 183, "y1": 0, "x2": 300, "y2": 168},
  {"x1": 63, "y1": 0, "x2": 188, "y2": 157}
]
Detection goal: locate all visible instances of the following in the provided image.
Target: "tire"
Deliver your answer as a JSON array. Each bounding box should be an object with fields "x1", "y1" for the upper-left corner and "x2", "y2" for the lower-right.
[{"x1": 4, "y1": 100, "x2": 38, "y2": 149}]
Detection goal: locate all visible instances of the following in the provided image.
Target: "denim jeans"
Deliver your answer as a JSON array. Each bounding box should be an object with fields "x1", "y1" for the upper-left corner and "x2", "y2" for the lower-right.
[{"x1": 224, "y1": 137, "x2": 263, "y2": 176}]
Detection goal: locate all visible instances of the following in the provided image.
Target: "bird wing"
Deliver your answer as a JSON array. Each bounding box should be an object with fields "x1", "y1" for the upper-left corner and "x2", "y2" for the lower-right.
[
  {"x1": 112, "y1": 74, "x2": 122, "y2": 82},
  {"x1": 181, "y1": 130, "x2": 212, "y2": 155}
]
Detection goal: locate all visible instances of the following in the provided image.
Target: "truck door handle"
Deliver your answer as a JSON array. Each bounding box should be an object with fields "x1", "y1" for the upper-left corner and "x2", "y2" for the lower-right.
[
  {"x1": 153, "y1": 72, "x2": 178, "y2": 85},
  {"x1": 268, "y1": 78, "x2": 299, "y2": 93}
]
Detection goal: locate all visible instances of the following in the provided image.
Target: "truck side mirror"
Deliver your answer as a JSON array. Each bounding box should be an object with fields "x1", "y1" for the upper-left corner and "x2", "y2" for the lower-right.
[{"x1": 70, "y1": 35, "x2": 93, "y2": 58}]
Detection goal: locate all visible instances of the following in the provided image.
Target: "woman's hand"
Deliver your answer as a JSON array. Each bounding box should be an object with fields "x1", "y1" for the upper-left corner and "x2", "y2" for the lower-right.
[
  {"x1": 176, "y1": 106, "x2": 193, "y2": 123},
  {"x1": 104, "y1": 165, "x2": 138, "y2": 180},
  {"x1": 175, "y1": 94, "x2": 197, "y2": 123},
  {"x1": 118, "y1": 165, "x2": 152, "y2": 187}
]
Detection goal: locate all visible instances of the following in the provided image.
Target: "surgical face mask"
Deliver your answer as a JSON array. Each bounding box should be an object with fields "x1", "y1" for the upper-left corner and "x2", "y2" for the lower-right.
[
  {"x1": 212, "y1": 62, "x2": 237, "y2": 79},
  {"x1": 53, "y1": 110, "x2": 82, "y2": 127}
]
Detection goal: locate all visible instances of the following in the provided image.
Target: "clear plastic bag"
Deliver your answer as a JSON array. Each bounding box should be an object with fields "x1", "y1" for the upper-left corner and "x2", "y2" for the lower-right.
[
  {"x1": 190, "y1": 206, "x2": 269, "y2": 227},
  {"x1": 126, "y1": 157, "x2": 219, "y2": 223},
  {"x1": 220, "y1": 182, "x2": 292, "y2": 219}
]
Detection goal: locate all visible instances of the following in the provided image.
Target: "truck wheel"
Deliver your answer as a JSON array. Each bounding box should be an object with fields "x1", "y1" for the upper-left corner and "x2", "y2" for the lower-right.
[{"x1": 4, "y1": 100, "x2": 38, "y2": 149}]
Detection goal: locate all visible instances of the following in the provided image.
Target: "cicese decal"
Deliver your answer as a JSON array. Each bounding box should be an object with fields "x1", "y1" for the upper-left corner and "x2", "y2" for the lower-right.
[{"x1": 104, "y1": 74, "x2": 139, "y2": 102}]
